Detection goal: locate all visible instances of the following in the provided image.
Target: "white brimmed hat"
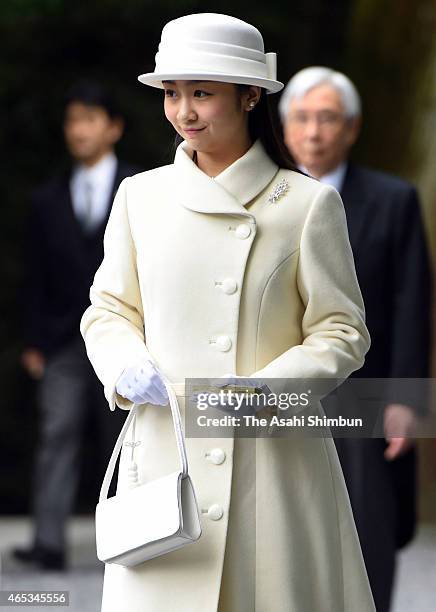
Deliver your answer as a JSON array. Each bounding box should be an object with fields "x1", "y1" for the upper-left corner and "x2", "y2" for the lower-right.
[{"x1": 138, "y1": 13, "x2": 283, "y2": 94}]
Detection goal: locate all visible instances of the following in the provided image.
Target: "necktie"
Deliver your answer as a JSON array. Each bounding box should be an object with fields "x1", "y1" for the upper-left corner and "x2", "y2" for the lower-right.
[{"x1": 82, "y1": 180, "x2": 94, "y2": 231}]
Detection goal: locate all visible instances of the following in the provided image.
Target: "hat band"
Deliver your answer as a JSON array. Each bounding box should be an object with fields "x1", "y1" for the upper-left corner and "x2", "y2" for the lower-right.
[
  {"x1": 160, "y1": 38, "x2": 266, "y2": 61},
  {"x1": 155, "y1": 49, "x2": 277, "y2": 81}
]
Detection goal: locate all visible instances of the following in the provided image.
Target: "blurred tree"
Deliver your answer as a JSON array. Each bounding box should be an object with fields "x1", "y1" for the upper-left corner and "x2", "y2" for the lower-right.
[{"x1": 345, "y1": 0, "x2": 436, "y2": 247}]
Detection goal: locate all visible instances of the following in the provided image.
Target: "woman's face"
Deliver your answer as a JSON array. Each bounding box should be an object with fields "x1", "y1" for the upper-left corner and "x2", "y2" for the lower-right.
[{"x1": 163, "y1": 80, "x2": 257, "y2": 155}]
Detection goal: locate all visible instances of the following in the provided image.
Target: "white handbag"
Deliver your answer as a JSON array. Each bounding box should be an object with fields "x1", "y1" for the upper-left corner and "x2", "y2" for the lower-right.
[{"x1": 95, "y1": 381, "x2": 202, "y2": 567}]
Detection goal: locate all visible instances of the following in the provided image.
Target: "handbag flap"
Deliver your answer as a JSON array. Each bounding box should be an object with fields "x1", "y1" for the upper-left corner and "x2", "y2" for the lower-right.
[{"x1": 96, "y1": 471, "x2": 183, "y2": 561}]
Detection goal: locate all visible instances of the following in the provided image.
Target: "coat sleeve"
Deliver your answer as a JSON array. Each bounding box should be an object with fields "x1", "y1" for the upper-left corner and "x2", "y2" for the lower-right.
[
  {"x1": 250, "y1": 184, "x2": 371, "y2": 397},
  {"x1": 80, "y1": 177, "x2": 151, "y2": 411}
]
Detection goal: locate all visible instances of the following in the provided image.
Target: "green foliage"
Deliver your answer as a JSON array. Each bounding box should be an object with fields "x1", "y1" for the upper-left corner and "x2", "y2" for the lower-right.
[
  {"x1": 0, "y1": 0, "x2": 65, "y2": 20},
  {"x1": 344, "y1": 0, "x2": 435, "y2": 179}
]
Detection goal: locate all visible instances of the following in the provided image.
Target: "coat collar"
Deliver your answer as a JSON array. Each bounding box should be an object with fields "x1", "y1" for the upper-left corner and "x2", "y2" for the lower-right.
[{"x1": 174, "y1": 139, "x2": 278, "y2": 216}]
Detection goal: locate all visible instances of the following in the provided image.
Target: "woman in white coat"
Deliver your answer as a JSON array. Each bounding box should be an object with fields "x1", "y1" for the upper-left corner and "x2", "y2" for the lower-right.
[{"x1": 80, "y1": 12, "x2": 376, "y2": 612}]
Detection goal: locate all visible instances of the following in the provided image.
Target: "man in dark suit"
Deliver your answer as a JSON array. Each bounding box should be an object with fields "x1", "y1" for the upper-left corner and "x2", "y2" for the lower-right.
[
  {"x1": 13, "y1": 81, "x2": 140, "y2": 570},
  {"x1": 280, "y1": 67, "x2": 432, "y2": 612}
]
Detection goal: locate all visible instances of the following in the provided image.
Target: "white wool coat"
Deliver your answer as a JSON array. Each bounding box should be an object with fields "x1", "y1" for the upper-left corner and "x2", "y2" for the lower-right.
[{"x1": 80, "y1": 139, "x2": 376, "y2": 611}]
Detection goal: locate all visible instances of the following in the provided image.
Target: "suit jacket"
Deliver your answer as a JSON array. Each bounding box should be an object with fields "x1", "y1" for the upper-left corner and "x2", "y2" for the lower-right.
[
  {"x1": 341, "y1": 163, "x2": 432, "y2": 407},
  {"x1": 329, "y1": 162, "x2": 432, "y2": 611},
  {"x1": 23, "y1": 159, "x2": 141, "y2": 357}
]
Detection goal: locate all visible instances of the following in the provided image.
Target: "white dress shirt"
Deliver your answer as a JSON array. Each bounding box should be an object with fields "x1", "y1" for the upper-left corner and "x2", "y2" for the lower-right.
[
  {"x1": 298, "y1": 161, "x2": 348, "y2": 193},
  {"x1": 70, "y1": 152, "x2": 117, "y2": 231}
]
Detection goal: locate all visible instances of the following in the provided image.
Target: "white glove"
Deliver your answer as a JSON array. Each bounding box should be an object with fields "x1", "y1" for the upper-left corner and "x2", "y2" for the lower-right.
[
  {"x1": 115, "y1": 360, "x2": 169, "y2": 406},
  {"x1": 218, "y1": 373, "x2": 271, "y2": 394},
  {"x1": 194, "y1": 373, "x2": 272, "y2": 413},
  {"x1": 219, "y1": 374, "x2": 275, "y2": 417}
]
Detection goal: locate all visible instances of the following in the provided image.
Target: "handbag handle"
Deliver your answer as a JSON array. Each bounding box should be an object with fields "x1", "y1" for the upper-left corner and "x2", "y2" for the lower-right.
[{"x1": 99, "y1": 379, "x2": 188, "y2": 502}]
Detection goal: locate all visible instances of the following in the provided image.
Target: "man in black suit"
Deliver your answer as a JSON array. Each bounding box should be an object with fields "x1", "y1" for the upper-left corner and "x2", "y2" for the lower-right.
[
  {"x1": 280, "y1": 67, "x2": 432, "y2": 611},
  {"x1": 13, "y1": 81, "x2": 140, "y2": 570}
]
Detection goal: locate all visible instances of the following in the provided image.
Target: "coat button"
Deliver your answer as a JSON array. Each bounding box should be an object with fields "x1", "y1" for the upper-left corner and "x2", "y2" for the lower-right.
[
  {"x1": 214, "y1": 335, "x2": 232, "y2": 352},
  {"x1": 220, "y1": 278, "x2": 238, "y2": 295},
  {"x1": 207, "y1": 504, "x2": 224, "y2": 521},
  {"x1": 235, "y1": 224, "x2": 251, "y2": 239},
  {"x1": 206, "y1": 448, "x2": 226, "y2": 465}
]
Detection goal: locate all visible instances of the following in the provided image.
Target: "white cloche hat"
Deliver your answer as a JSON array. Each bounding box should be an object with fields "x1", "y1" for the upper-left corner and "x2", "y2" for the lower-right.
[{"x1": 138, "y1": 13, "x2": 283, "y2": 94}]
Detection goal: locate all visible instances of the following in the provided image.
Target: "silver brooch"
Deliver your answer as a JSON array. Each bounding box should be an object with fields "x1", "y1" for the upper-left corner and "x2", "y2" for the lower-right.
[
  {"x1": 124, "y1": 440, "x2": 141, "y2": 448},
  {"x1": 268, "y1": 178, "x2": 290, "y2": 203}
]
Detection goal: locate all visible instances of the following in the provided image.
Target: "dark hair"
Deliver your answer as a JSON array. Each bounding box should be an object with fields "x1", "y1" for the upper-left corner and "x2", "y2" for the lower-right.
[
  {"x1": 173, "y1": 84, "x2": 300, "y2": 172},
  {"x1": 64, "y1": 80, "x2": 122, "y2": 119},
  {"x1": 240, "y1": 85, "x2": 300, "y2": 171}
]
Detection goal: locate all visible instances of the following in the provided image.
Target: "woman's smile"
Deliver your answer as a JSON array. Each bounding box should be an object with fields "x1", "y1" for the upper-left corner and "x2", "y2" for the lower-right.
[{"x1": 183, "y1": 127, "x2": 206, "y2": 137}]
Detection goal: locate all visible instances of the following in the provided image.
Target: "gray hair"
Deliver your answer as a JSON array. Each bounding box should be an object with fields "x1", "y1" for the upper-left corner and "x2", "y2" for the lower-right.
[{"x1": 278, "y1": 66, "x2": 362, "y2": 123}]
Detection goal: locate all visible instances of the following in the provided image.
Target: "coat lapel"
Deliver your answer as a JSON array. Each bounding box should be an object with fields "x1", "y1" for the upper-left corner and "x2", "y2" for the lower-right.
[
  {"x1": 62, "y1": 171, "x2": 86, "y2": 237},
  {"x1": 340, "y1": 163, "x2": 371, "y2": 253},
  {"x1": 174, "y1": 139, "x2": 278, "y2": 217}
]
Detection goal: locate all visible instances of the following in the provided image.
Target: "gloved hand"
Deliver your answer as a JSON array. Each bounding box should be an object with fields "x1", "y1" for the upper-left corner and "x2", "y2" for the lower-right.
[
  {"x1": 217, "y1": 374, "x2": 275, "y2": 418},
  {"x1": 193, "y1": 373, "x2": 272, "y2": 414},
  {"x1": 217, "y1": 373, "x2": 271, "y2": 395},
  {"x1": 115, "y1": 360, "x2": 169, "y2": 406}
]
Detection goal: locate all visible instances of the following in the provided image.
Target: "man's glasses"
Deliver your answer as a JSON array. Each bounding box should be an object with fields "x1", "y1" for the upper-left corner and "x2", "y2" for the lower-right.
[{"x1": 287, "y1": 111, "x2": 348, "y2": 129}]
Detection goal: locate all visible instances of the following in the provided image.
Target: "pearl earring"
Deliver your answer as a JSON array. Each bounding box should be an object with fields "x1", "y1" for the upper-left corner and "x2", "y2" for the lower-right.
[{"x1": 248, "y1": 101, "x2": 256, "y2": 110}]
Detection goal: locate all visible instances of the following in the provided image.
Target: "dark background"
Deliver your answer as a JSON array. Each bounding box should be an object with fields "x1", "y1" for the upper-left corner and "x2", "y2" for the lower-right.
[{"x1": 1, "y1": 0, "x2": 435, "y2": 515}]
